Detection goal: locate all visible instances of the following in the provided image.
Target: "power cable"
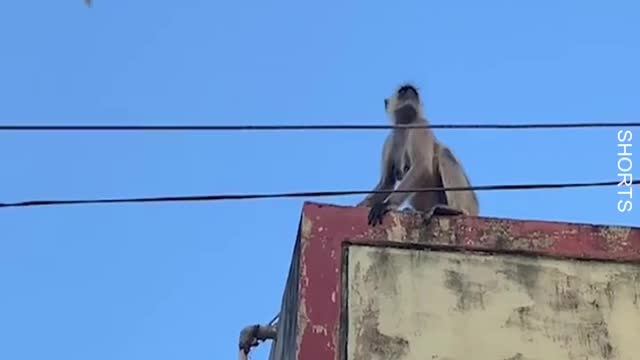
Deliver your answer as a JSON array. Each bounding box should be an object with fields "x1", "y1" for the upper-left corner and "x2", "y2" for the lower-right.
[
  {"x1": 1, "y1": 122, "x2": 639, "y2": 132},
  {"x1": 1, "y1": 179, "x2": 634, "y2": 209}
]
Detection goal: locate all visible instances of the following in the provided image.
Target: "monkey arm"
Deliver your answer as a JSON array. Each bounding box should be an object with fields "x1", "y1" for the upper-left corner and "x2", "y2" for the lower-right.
[
  {"x1": 382, "y1": 131, "x2": 431, "y2": 207},
  {"x1": 357, "y1": 171, "x2": 395, "y2": 207},
  {"x1": 357, "y1": 135, "x2": 396, "y2": 207},
  {"x1": 382, "y1": 166, "x2": 423, "y2": 207},
  {"x1": 436, "y1": 143, "x2": 479, "y2": 216}
]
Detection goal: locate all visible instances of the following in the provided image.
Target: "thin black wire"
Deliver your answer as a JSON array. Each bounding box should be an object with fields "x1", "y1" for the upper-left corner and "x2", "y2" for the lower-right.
[
  {"x1": 1, "y1": 179, "x2": 635, "y2": 209},
  {"x1": 267, "y1": 313, "x2": 279, "y2": 326},
  {"x1": 1, "y1": 122, "x2": 639, "y2": 131}
]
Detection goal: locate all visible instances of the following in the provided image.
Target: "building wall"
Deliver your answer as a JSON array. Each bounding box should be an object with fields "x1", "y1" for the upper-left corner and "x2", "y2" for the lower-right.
[
  {"x1": 347, "y1": 245, "x2": 640, "y2": 360},
  {"x1": 290, "y1": 202, "x2": 640, "y2": 360}
]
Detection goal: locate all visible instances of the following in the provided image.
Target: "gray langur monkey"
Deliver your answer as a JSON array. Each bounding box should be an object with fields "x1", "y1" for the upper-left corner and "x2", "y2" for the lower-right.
[{"x1": 357, "y1": 83, "x2": 479, "y2": 226}]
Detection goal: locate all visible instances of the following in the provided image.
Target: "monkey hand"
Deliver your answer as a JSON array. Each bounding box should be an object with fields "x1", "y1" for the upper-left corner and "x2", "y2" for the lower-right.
[
  {"x1": 368, "y1": 200, "x2": 391, "y2": 226},
  {"x1": 423, "y1": 204, "x2": 465, "y2": 225}
]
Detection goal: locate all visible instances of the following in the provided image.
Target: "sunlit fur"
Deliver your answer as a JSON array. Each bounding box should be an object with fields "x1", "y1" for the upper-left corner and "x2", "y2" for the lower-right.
[{"x1": 359, "y1": 82, "x2": 479, "y2": 225}]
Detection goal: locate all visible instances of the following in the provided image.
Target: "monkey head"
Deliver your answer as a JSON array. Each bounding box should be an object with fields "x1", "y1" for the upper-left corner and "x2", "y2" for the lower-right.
[{"x1": 384, "y1": 84, "x2": 424, "y2": 124}]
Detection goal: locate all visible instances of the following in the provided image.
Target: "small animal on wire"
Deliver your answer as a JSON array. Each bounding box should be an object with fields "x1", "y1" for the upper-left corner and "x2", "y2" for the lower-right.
[{"x1": 357, "y1": 83, "x2": 479, "y2": 226}]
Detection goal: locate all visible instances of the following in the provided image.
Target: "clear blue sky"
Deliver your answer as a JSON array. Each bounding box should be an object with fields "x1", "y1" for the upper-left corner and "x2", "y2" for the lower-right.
[{"x1": 0, "y1": 1, "x2": 638, "y2": 359}]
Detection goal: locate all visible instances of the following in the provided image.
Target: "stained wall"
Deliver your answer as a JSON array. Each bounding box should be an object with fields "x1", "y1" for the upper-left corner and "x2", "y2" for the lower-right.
[{"x1": 347, "y1": 245, "x2": 640, "y2": 360}]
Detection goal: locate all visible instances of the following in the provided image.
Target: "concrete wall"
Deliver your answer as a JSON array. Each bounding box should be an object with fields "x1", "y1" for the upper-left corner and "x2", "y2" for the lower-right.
[{"x1": 347, "y1": 245, "x2": 640, "y2": 360}]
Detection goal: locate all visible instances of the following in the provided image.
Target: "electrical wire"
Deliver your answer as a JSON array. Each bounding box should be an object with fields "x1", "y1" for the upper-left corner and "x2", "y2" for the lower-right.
[
  {"x1": 1, "y1": 179, "x2": 634, "y2": 209},
  {"x1": 267, "y1": 313, "x2": 279, "y2": 326},
  {"x1": 1, "y1": 122, "x2": 639, "y2": 132}
]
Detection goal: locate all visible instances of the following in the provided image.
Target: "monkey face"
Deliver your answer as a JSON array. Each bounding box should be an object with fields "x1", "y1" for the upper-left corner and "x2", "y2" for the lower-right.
[
  {"x1": 397, "y1": 85, "x2": 420, "y2": 101},
  {"x1": 385, "y1": 84, "x2": 422, "y2": 124}
]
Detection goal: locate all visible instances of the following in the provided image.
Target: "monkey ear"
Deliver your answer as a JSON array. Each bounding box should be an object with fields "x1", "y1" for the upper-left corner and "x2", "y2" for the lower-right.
[{"x1": 384, "y1": 98, "x2": 388, "y2": 110}]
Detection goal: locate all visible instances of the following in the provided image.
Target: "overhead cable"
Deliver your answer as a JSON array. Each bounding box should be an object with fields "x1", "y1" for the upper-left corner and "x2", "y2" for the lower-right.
[
  {"x1": 1, "y1": 121, "x2": 639, "y2": 132},
  {"x1": 0, "y1": 179, "x2": 634, "y2": 209}
]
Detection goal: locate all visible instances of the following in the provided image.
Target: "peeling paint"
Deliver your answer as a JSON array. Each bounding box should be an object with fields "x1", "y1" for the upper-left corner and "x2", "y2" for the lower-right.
[
  {"x1": 599, "y1": 227, "x2": 632, "y2": 253},
  {"x1": 312, "y1": 325, "x2": 328, "y2": 335},
  {"x1": 297, "y1": 209, "x2": 341, "y2": 360},
  {"x1": 295, "y1": 215, "x2": 313, "y2": 359}
]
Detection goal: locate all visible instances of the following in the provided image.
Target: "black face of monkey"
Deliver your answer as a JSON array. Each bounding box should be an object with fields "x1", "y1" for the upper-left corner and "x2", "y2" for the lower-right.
[
  {"x1": 385, "y1": 85, "x2": 420, "y2": 110},
  {"x1": 385, "y1": 84, "x2": 421, "y2": 124},
  {"x1": 397, "y1": 85, "x2": 419, "y2": 102}
]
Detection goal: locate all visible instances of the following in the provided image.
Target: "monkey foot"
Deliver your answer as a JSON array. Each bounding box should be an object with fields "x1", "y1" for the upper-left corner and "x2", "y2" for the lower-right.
[
  {"x1": 399, "y1": 208, "x2": 416, "y2": 213},
  {"x1": 422, "y1": 204, "x2": 464, "y2": 225}
]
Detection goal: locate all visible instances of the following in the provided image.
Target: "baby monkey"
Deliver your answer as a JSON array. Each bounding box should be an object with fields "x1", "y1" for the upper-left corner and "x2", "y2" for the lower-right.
[{"x1": 358, "y1": 84, "x2": 479, "y2": 226}]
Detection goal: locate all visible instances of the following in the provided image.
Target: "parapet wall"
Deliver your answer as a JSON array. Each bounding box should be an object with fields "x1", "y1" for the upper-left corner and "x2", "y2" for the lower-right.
[{"x1": 270, "y1": 202, "x2": 640, "y2": 360}]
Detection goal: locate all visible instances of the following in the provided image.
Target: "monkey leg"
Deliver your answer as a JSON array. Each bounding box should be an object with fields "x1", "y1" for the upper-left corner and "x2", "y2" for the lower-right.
[
  {"x1": 368, "y1": 200, "x2": 419, "y2": 226},
  {"x1": 422, "y1": 204, "x2": 465, "y2": 226}
]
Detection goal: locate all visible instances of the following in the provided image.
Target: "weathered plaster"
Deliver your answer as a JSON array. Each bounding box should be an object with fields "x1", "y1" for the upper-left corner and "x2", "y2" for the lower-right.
[{"x1": 347, "y1": 245, "x2": 640, "y2": 360}]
